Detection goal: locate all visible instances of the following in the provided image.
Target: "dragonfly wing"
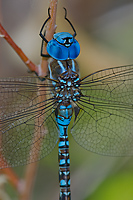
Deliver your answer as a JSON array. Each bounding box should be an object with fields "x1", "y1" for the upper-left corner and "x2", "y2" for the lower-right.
[
  {"x1": 0, "y1": 76, "x2": 59, "y2": 169},
  {"x1": 71, "y1": 65, "x2": 133, "y2": 156}
]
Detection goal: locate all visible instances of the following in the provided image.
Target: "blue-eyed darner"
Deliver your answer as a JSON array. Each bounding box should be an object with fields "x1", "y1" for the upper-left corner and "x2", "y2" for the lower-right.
[{"x1": 0, "y1": 7, "x2": 133, "y2": 200}]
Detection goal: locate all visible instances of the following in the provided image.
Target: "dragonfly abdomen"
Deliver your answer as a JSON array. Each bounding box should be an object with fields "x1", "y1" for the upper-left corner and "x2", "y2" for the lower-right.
[
  {"x1": 56, "y1": 103, "x2": 73, "y2": 199},
  {"x1": 59, "y1": 130, "x2": 71, "y2": 200}
]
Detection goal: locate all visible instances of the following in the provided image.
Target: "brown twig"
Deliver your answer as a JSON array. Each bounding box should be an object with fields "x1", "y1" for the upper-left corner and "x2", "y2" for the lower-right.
[
  {"x1": 0, "y1": 155, "x2": 20, "y2": 190},
  {"x1": 19, "y1": 1, "x2": 58, "y2": 200},
  {"x1": 0, "y1": 23, "x2": 38, "y2": 74},
  {"x1": 1, "y1": 168, "x2": 20, "y2": 190},
  {"x1": 0, "y1": 0, "x2": 58, "y2": 199}
]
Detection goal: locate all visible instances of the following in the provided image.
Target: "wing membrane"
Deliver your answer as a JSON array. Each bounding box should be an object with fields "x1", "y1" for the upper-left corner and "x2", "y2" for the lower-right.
[
  {"x1": 72, "y1": 65, "x2": 133, "y2": 156},
  {"x1": 0, "y1": 76, "x2": 59, "y2": 169}
]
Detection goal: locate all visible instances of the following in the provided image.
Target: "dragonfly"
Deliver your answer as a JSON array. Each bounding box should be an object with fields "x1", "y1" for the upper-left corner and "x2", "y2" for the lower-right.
[{"x1": 0, "y1": 8, "x2": 133, "y2": 200}]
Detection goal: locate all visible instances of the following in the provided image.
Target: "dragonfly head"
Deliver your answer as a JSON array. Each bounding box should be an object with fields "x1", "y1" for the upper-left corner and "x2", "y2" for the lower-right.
[{"x1": 47, "y1": 32, "x2": 80, "y2": 60}]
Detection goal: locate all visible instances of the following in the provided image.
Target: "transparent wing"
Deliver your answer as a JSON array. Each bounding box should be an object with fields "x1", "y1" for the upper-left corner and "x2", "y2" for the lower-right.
[
  {"x1": 72, "y1": 65, "x2": 133, "y2": 156},
  {"x1": 0, "y1": 76, "x2": 59, "y2": 169}
]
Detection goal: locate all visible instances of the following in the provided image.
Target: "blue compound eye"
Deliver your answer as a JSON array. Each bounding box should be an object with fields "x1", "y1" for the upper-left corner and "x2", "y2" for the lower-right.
[{"x1": 47, "y1": 32, "x2": 80, "y2": 60}]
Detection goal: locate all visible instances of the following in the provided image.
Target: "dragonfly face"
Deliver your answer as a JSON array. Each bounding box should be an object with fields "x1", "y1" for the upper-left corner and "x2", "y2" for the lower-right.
[{"x1": 53, "y1": 32, "x2": 74, "y2": 46}]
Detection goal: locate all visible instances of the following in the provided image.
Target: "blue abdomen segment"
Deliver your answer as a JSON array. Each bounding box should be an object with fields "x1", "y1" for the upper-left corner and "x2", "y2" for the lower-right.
[
  {"x1": 56, "y1": 102, "x2": 73, "y2": 200},
  {"x1": 56, "y1": 104, "x2": 73, "y2": 126},
  {"x1": 58, "y1": 127, "x2": 71, "y2": 200},
  {"x1": 47, "y1": 32, "x2": 80, "y2": 60}
]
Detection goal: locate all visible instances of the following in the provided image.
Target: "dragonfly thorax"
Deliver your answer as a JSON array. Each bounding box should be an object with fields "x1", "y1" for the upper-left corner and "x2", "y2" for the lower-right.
[
  {"x1": 55, "y1": 77, "x2": 81, "y2": 103},
  {"x1": 48, "y1": 59, "x2": 81, "y2": 103}
]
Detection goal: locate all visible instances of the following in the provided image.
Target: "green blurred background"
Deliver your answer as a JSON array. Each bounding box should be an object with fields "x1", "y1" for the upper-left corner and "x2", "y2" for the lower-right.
[{"x1": 0, "y1": 0, "x2": 133, "y2": 200}]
